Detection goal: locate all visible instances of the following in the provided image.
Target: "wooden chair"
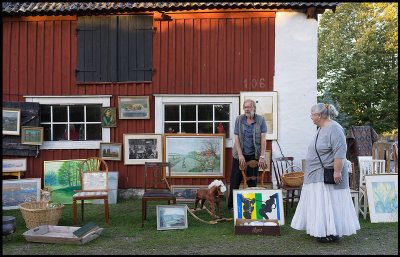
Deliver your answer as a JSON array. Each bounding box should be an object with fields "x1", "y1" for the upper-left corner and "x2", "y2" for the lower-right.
[
  {"x1": 142, "y1": 162, "x2": 176, "y2": 228},
  {"x1": 348, "y1": 162, "x2": 359, "y2": 217},
  {"x1": 73, "y1": 157, "x2": 109, "y2": 226},
  {"x1": 358, "y1": 158, "x2": 385, "y2": 219},
  {"x1": 372, "y1": 141, "x2": 392, "y2": 173},
  {"x1": 239, "y1": 160, "x2": 268, "y2": 189},
  {"x1": 393, "y1": 143, "x2": 398, "y2": 173},
  {"x1": 271, "y1": 157, "x2": 302, "y2": 217}
]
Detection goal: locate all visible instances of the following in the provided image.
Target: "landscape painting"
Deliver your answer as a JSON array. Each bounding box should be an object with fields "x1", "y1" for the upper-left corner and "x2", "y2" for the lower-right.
[
  {"x1": 3, "y1": 178, "x2": 41, "y2": 210},
  {"x1": 157, "y1": 205, "x2": 188, "y2": 230},
  {"x1": 164, "y1": 134, "x2": 225, "y2": 178}
]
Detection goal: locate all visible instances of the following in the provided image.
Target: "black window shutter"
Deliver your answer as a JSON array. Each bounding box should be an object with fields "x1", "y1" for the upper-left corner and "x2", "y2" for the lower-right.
[{"x1": 3, "y1": 101, "x2": 41, "y2": 157}]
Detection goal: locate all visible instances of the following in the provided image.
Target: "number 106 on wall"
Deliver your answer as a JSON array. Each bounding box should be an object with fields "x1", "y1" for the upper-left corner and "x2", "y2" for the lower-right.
[{"x1": 243, "y1": 78, "x2": 266, "y2": 89}]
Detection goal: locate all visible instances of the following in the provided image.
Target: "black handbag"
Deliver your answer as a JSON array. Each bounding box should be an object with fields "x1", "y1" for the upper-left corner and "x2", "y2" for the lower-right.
[{"x1": 315, "y1": 128, "x2": 335, "y2": 184}]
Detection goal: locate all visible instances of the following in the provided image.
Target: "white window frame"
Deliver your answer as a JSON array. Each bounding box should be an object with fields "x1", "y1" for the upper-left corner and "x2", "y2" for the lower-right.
[
  {"x1": 154, "y1": 94, "x2": 239, "y2": 148},
  {"x1": 24, "y1": 95, "x2": 112, "y2": 149}
]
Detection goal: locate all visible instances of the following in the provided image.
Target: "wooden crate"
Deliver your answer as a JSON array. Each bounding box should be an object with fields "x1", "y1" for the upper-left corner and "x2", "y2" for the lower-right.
[{"x1": 234, "y1": 219, "x2": 280, "y2": 235}]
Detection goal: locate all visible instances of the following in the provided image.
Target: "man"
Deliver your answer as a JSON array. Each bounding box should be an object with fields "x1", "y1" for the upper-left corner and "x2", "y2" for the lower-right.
[{"x1": 227, "y1": 99, "x2": 267, "y2": 212}]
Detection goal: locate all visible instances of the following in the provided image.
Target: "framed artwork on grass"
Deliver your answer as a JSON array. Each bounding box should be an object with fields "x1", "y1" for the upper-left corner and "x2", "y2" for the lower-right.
[
  {"x1": 233, "y1": 189, "x2": 285, "y2": 225},
  {"x1": 100, "y1": 142, "x2": 122, "y2": 161},
  {"x1": 101, "y1": 107, "x2": 117, "y2": 127},
  {"x1": 365, "y1": 174, "x2": 398, "y2": 223},
  {"x1": 123, "y1": 134, "x2": 163, "y2": 165},
  {"x1": 170, "y1": 185, "x2": 209, "y2": 202},
  {"x1": 163, "y1": 133, "x2": 225, "y2": 178},
  {"x1": 240, "y1": 91, "x2": 278, "y2": 140},
  {"x1": 21, "y1": 126, "x2": 44, "y2": 145},
  {"x1": 118, "y1": 96, "x2": 150, "y2": 119},
  {"x1": 3, "y1": 178, "x2": 41, "y2": 210},
  {"x1": 157, "y1": 205, "x2": 188, "y2": 230},
  {"x1": 3, "y1": 108, "x2": 21, "y2": 135}
]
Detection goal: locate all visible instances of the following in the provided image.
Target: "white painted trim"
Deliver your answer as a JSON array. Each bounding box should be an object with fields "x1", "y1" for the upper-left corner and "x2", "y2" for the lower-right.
[
  {"x1": 154, "y1": 95, "x2": 239, "y2": 148},
  {"x1": 24, "y1": 95, "x2": 111, "y2": 149}
]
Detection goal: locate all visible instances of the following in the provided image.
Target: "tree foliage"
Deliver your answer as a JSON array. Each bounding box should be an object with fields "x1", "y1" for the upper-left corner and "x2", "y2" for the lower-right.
[{"x1": 318, "y1": 2, "x2": 398, "y2": 133}]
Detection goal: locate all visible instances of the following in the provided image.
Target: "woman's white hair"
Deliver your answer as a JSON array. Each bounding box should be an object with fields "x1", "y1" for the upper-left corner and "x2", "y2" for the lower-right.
[
  {"x1": 311, "y1": 103, "x2": 339, "y2": 119},
  {"x1": 208, "y1": 179, "x2": 226, "y2": 193}
]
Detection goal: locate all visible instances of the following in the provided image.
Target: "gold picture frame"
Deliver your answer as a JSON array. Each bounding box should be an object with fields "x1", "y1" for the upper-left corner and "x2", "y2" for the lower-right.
[
  {"x1": 99, "y1": 142, "x2": 122, "y2": 161},
  {"x1": 21, "y1": 126, "x2": 44, "y2": 145},
  {"x1": 118, "y1": 96, "x2": 150, "y2": 119}
]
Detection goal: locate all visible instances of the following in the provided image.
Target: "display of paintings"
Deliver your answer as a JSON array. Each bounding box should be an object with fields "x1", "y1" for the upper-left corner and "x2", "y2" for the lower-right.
[
  {"x1": 164, "y1": 134, "x2": 225, "y2": 178},
  {"x1": 240, "y1": 91, "x2": 278, "y2": 140},
  {"x1": 21, "y1": 126, "x2": 44, "y2": 145},
  {"x1": 100, "y1": 143, "x2": 122, "y2": 161},
  {"x1": 365, "y1": 174, "x2": 398, "y2": 223},
  {"x1": 101, "y1": 107, "x2": 117, "y2": 127},
  {"x1": 123, "y1": 134, "x2": 163, "y2": 165},
  {"x1": 3, "y1": 108, "x2": 21, "y2": 135},
  {"x1": 170, "y1": 185, "x2": 209, "y2": 202},
  {"x1": 3, "y1": 178, "x2": 41, "y2": 210},
  {"x1": 157, "y1": 205, "x2": 188, "y2": 230},
  {"x1": 118, "y1": 96, "x2": 150, "y2": 119},
  {"x1": 44, "y1": 159, "x2": 89, "y2": 204},
  {"x1": 2, "y1": 158, "x2": 27, "y2": 172},
  {"x1": 233, "y1": 189, "x2": 285, "y2": 225}
]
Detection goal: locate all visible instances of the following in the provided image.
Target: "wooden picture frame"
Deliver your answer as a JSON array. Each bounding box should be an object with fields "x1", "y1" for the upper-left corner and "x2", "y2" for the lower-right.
[
  {"x1": 118, "y1": 96, "x2": 150, "y2": 119},
  {"x1": 101, "y1": 107, "x2": 117, "y2": 127},
  {"x1": 240, "y1": 91, "x2": 278, "y2": 140},
  {"x1": 21, "y1": 126, "x2": 44, "y2": 145},
  {"x1": 170, "y1": 185, "x2": 209, "y2": 202},
  {"x1": 365, "y1": 174, "x2": 398, "y2": 223},
  {"x1": 164, "y1": 133, "x2": 226, "y2": 178},
  {"x1": 99, "y1": 142, "x2": 122, "y2": 161},
  {"x1": 259, "y1": 150, "x2": 272, "y2": 172},
  {"x1": 3, "y1": 108, "x2": 21, "y2": 135},
  {"x1": 123, "y1": 134, "x2": 163, "y2": 165},
  {"x1": 233, "y1": 189, "x2": 285, "y2": 225},
  {"x1": 3, "y1": 178, "x2": 41, "y2": 210},
  {"x1": 157, "y1": 205, "x2": 188, "y2": 230}
]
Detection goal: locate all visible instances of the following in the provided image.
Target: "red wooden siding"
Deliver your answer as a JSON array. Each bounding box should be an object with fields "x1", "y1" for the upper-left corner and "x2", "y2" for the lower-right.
[{"x1": 2, "y1": 11, "x2": 275, "y2": 189}]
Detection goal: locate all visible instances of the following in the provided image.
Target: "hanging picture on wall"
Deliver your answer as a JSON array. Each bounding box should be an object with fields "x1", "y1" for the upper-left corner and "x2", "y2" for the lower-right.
[
  {"x1": 99, "y1": 143, "x2": 122, "y2": 161},
  {"x1": 21, "y1": 126, "x2": 44, "y2": 145},
  {"x1": 118, "y1": 96, "x2": 150, "y2": 119},
  {"x1": 240, "y1": 91, "x2": 278, "y2": 140},
  {"x1": 123, "y1": 134, "x2": 163, "y2": 165},
  {"x1": 164, "y1": 133, "x2": 225, "y2": 178},
  {"x1": 2, "y1": 108, "x2": 21, "y2": 135},
  {"x1": 101, "y1": 107, "x2": 117, "y2": 127}
]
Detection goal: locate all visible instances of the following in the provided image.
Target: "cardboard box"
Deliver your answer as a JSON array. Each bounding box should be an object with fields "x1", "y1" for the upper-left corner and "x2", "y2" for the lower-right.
[{"x1": 234, "y1": 219, "x2": 280, "y2": 235}]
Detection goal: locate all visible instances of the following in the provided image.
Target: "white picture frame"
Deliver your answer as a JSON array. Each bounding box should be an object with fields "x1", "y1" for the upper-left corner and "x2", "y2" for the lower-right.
[
  {"x1": 3, "y1": 158, "x2": 27, "y2": 172},
  {"x1": 156, "y1": 205, "x2": 188, "y2": 230},
  {"x1": 123, "y1": 134, "x2": 163, "y2": 165},
  {"x1": 3, "y1": 178, "x2": 41, "y2": 210}
]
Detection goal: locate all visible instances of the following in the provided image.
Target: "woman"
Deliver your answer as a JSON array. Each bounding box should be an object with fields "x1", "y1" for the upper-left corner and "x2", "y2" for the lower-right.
[{"x1": 291, "y1": 103, "x2": 360, "y2": 243}]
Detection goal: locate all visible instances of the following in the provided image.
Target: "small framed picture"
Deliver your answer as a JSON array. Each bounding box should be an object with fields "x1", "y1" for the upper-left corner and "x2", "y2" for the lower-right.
[
  {"x1": 3, "y1": 108, "x2": 21, "y2": 135},
  {"x1": 157, "y1": 205, "x2": 188, "y2": 230},
  {"x1": 21, "y1": 126, "x2": 44, "y2": 145},
  {"x1": 101, "y1": 107, "x2": 117, "y2": 127},
  {"x1": 118, "y1": 96, "x2": 150, "y2": 119},
  {"x1": 99, "y1": 142, "x2": 122, "y2": 161},
  {"x1": 170, "y1": 185, "x2": 209, "y2": 202},
  {"x1": 2, "y1": 158, "x2": 27, "y2": 172},
  {"x1": 259, "y1": 150, "x2": 272, "y2": 172}
]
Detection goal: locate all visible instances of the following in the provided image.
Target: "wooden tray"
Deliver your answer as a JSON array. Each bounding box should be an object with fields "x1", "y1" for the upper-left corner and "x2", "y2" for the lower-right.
[{"x1": 22, "y1": 225, "x2": 103, "y2": 245}]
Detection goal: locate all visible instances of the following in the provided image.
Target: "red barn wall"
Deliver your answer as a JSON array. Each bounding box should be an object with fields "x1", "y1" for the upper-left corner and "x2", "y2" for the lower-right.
[{"x1": 2, "y1": 11, "x2": 275, "y2": 188}]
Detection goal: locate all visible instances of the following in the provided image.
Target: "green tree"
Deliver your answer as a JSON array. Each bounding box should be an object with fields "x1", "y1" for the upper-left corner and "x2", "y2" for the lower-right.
[
  {"x1": 57, "y1": 161, "x2": 82, "y2": 186},
  {"x1": 318, "y1": 2, "x2": 398, "y2": 133},
  {"x1": 44, "y1": 170, "x2": 58, "y2": 186}
]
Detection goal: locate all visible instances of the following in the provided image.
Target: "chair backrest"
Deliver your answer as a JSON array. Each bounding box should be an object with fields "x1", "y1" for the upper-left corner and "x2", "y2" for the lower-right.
[
  {"x1": 372, "y1": 141, "x2": 392, "y2": 173},
  {"x1": 239, "y1": 160, "x2": 268, "y2": 187},
  {"x1": 271, "y1": 157, "x2": 294, "y2": 187},
  {"x1": 79, "y1": 157, "x2": 109, "y2": 191},
  {"x1": 358, "y1": 159, "x2": 385, "y2": 189},
  {"x1": 393, "y1": 143, "x2": 398, "y2": 173},
  {"x1": 144, "y1": 162, "x2": 172, "y2": 192}
]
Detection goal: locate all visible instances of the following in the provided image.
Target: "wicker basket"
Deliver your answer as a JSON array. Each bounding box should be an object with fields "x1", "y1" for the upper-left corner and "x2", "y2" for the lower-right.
[
  {"x1": 281, "y1": 166, "x2": 304, "y2": 187},
  {"x1": 19, "y1": 201, "x2": 64, "y2": 229}
]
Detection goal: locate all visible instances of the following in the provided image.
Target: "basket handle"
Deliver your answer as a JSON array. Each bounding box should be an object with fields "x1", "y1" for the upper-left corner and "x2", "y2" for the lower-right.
[{"x1": 283, "y1": 165, "x2": 303, "y2": 174}]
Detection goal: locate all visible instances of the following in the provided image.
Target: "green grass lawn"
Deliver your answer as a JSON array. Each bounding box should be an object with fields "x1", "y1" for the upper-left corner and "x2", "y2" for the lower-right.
[{"x1": 2, "y1": 198, "x2": 398, "y2": 255}]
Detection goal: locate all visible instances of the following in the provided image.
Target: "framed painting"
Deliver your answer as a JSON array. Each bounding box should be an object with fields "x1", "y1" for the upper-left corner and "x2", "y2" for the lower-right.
[
  {"x1": 259, "y1": 150, "x2": 272, "y2": 172},
  {"x1": 3, "y1": 158, "x2": 27, "y2": 172},
  {"x1": 164, "y1": 133, "x2": 225, "y2": 178},
  {"x1": 233, "y1": 189, "x2": 285, "y2": 225},
  {"x1": 101, "y1": 107, "x2": 117, "y2": 127},
  {"x1": 44, "y1": 159, "x2": 88, "y2": 204},
  {"x1": 100, "y1": 142, "x2": 122, "y2": 161},
  {"x1": 170, "y1": 185, "x2": 209, "y2": 202},
  {"x1": 21, "y1": 126, "x2": 44, "y2": 145},
  {"x1": 3, "y1": 178, "x2": 41, "y2": 210},
  {"x1": 118, "y1": 96, "x2": 150, "y2": 119},
  {"x1": 123, "y1": 134, "x2": 163, "y2": 165},
  {"x1": 240, "y1": 91, "x2": 278, "y2": 140},
  {"x1": 3, "y1": 108, "x2": 21, "y2": 135},
  {"x1": 157, "y1": 205, "x2": 188, "y2": 230},
  {"x1": 365, "y1": 174, "x2": 398, "y2": 223}
]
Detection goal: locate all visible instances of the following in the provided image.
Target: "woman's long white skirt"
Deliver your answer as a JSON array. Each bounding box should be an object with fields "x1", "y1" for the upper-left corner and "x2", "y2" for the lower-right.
[{"x1": 291, "y1": 182, "x2": 360, "y2": 238}]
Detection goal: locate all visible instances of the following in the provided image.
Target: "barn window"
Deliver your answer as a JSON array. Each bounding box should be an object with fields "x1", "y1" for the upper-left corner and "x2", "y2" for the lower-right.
[
  {"x1": 154, "y1": 95, "x2": 239, "y2": 148},
  {"x1": 75, "y1": 15, "x2": 153, "y2": 82},
  {"x1": 24, "y1": 95, "x2": 111, "y2": 149}
]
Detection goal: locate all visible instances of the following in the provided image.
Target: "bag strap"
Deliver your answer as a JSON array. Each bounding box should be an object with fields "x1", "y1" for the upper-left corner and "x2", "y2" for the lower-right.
[{"x1": 315, "y1": 127, "x2": 325, "y2": 169}]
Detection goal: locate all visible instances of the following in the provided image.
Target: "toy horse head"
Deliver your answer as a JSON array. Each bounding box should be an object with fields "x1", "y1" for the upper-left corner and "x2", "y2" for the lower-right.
[{"x1": 208, "y1": 179, "x2": 226, "y2": 198}]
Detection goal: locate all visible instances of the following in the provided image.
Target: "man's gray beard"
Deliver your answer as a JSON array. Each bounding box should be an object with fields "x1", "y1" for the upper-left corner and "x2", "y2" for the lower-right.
[{"x1": 245, "y1": 112, "x2": 255, "y2": 119}]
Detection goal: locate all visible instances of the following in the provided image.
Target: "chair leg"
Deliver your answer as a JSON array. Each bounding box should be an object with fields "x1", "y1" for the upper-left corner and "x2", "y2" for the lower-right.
[
  {"x1": 141, "y1": 199, "x2": 145, "y2": 228},
  {"x1": 81, "y1": 200, "x2": 85, "y2": 221},
  {"x1": 285, "y1": 193, "x2": 289, "y2": 217},
  {"x1": 73, "y1": 199, "x2": 77, "y2": 226},
  {"x1": 104, "y1": 198, "x2": 109, "y2": 227}
]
